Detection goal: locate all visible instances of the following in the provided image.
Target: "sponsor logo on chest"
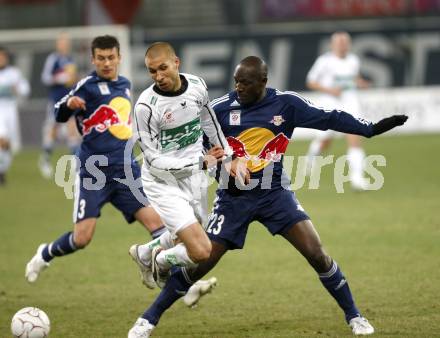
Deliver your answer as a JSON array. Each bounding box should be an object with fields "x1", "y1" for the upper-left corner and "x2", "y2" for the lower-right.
[{"x1": 160, "y1": 117, "x2": 202, "y2": 152}]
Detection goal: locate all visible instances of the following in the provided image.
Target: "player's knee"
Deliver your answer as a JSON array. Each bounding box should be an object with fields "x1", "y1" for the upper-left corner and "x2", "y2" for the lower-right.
[
  {"x1": 189, "y1": 241, "x2": 212, "y2": 263},
  {"x1": 308, "y1": 249, "x2": 331, "y2": 273}
]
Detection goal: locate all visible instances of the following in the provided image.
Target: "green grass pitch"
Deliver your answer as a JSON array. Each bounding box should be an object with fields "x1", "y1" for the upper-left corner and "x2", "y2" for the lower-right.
[{"x1": 1, "y1": 134, "x2": 439, "y2": 337}]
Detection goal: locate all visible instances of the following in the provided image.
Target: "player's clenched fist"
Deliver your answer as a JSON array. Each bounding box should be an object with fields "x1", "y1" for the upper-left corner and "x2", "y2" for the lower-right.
[
  {"x1": 67, "y1": 96, "x2": 86, "y2": 110},
  {"x1": 203, "y1": 145, "x2": 225, "y2": 170}
]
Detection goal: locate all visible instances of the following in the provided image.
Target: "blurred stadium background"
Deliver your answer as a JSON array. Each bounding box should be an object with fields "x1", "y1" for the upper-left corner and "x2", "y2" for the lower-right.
[
  {"x1": 1, "y1": 0, "x2": 440, "y2": 144},
  {"x1": 0, "y1": 0, "x2": 439, "y2": 337}
]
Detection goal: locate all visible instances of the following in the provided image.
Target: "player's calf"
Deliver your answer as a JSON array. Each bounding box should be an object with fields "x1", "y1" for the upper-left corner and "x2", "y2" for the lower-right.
[{"x1": 186, "y1": 240, "x2": 212, "y2": 263}]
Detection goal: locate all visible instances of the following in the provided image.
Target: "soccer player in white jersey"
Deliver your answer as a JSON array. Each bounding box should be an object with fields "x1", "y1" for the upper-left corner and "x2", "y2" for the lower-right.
[
  {"x1": 128, "y1": 42, "x2": 244, "y2": 314},
  {"x1": 305, "y1": 31, "x2": 370, "y2": 190},
  {"x1": 0, "y1": 46, "x2": 30, "y2": 185}
]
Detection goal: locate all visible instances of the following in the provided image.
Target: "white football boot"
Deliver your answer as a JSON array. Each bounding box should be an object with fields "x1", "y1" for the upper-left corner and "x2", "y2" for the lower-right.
[
  {"x1": 349, "y1": 316, "x2": 375, "y2": 335},
  {"x1": 128, "y1": 318, "x2": 155, "y2": 338},
  {"x1": 25, "y1": 243, "x2": 50, "y2": 283},
  {"x1": 151, "y1": 246, "x2": 170, "y2": 288},
  {"x1": 38, "y1": 156, "x2": 53, "y2": 179},
  {"x1": 129, "y1": 244, "x2": 156, "y2": 289},
  {"x1": 183, "y1": 277, "x2": 218, "y2": 308}
]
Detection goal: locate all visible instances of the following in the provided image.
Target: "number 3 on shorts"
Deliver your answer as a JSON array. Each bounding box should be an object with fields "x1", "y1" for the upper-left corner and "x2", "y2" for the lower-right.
[
  {"x1": 77, "y1": 199, "x2": 86, "y2": 219},
  {"x1": 206, "y1": 213, "x2": 224, "y2": 235}
]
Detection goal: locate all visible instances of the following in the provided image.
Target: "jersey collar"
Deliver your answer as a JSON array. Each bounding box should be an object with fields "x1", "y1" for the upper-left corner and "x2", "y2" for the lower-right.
[{"x1": 153, "y1": 74, "x2": 188, "y2": 97}]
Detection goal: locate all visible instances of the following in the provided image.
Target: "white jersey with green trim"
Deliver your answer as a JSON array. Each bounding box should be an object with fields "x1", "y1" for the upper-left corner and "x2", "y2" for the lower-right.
[{"x1": 133, "y1": 72, "x2": 232, "y2": 179}]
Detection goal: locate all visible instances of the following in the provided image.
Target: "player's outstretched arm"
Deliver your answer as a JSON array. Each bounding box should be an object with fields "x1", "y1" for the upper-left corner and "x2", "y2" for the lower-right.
[
  {"x1": 288, "y1": 92, "x2": 409, "y2": 138},
  {"x1": 370, "y1": 115, "x2": 408, "y2": 137}
]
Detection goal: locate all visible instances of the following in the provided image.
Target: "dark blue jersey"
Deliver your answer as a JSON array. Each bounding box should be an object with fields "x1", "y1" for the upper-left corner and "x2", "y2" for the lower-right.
[
  {"x1": 41, "y1": 52, "x2": 76, "y2": 102},
  {"x1": 211, "y1": 88, "x2": 374, "y2": 189},
  {"x1": 54, "y1": 71, "x2": 135, "y2": 168}
]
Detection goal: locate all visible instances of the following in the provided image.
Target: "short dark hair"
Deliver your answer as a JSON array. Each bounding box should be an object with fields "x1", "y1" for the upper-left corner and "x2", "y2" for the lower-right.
[
  {"x1": 0, "y1": 46, "x2": 8, "y2": 55},
  {"x1": 91, "y1": 35, "x2": 120, "y2": 56}
]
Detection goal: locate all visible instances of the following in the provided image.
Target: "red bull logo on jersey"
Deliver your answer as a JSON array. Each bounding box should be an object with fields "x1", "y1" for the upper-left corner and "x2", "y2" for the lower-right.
[
  {"x1": 269, "y1": 115, "x2": 286, "y2": 126},
  {"x1": 226, "y1": 127, "x2": 290, "y2": 172},
  {"x1": 82, "y1": 96, "x2": 132, "y2": 140}
]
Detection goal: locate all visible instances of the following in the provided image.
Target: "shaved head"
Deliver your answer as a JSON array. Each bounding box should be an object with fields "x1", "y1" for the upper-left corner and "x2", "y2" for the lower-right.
[
  {"x1": 234, "y1": 56, "x2": 268, "y2": 105},
  {"x1": 238, "y1": 56, "x2": 268, "y2": 80},
  {"x1": 145, "y1": 42, "x2": 177, "y2": 59},
  {"x1": 145, "y1": 41, "x2": 181, "y2": 92}
]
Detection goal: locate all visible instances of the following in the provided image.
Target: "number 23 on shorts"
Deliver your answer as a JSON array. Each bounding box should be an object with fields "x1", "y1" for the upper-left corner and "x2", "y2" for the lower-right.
[{"x1": 206, "y1": 213, "x2": 224, "y2": 235}]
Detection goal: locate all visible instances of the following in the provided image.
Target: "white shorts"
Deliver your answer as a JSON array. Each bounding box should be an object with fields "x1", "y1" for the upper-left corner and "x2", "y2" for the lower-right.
[
  {"x1": 0, "y1": 101, "x2": 21, "y2": 152},
  {"x1": 142, "y1": 170, "x2": 208, "y2": 237}
]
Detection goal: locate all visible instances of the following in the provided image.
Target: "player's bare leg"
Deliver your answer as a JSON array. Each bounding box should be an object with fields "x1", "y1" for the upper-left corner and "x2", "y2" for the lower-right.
[
  {"x1": 187, "y1": 241, "x2": 227, "y2": 281},
  {"x1": 151, "y1": 222, "x2": 211, "y2": 288},
  {"x1": 282, "y1": 219, "x2": 331, "y2": 272},
  {"x1": 182, "y1": 241, "x2": 226, "y2": 307},
  {"x1": 128, "y1": 241, "x2": 226, "y2": 336},
  {"x1": 25, "y1": 218, "x2": 96, "y2": 283},
  {"x1": 282, "y1": 220, "x2": 374, "y2": 335},
  {"x1": 72, "y1": 218, "x2": 97, "y2": 248},
  {"x1": 174, "y1": 222, "x2": 212, "y2": 263},
  {"x1": 134, "y1": 205, "x2": 166, "y2": 235}
]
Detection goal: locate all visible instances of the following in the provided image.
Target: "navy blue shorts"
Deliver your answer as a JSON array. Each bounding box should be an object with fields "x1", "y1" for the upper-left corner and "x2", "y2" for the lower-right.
[
  {"x1": 206, "y1": 187, "x2": 310, "y2": 250},
  {"x1": 73, "y1": 164, "x2": 148, "y2": 224}
]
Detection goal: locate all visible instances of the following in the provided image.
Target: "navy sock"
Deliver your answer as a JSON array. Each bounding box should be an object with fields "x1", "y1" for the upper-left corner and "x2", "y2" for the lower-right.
[
  {"x1": 142, "y1": 267, "x2": 193, "y2": 325},
  {"x1": 42, "y1": 231, "x2": 77, "y2": 262},
  {"x1": 150, "y1": 225, "x2": 166, "y2": 239},
  {"x1": 319, "y1": 261, "x2": 360, "y2": 322}
]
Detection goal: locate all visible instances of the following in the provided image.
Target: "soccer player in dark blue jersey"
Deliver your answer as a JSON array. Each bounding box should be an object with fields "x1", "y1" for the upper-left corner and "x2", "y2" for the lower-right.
[
  {"x1": 39, "y1": 33, "x2": 80, "y2": 178},
  {"x1": 25, "y1": 35, "x2": 165, "y2": 284},
  {"x1": 127, "y1": 56, "x2": 408, "y2": 337}
]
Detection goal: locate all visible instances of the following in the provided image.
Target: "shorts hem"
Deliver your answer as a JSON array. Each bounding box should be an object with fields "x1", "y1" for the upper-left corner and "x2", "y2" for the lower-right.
[
  {"x1": 170, "y1": 217, "x2": 198, "y2": 237},
  {"x1": 207, "y1": 234, "x2": 241, "y2": 250},
  {"x1": 273, "y1": 215, "x2": 311, "y2": 236}
]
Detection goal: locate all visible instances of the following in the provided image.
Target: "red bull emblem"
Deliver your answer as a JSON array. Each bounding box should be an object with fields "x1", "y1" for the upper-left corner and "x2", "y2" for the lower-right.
[
  {"x1": 257, "y1": 133, "x2": 289, "y2": 161},
  {"x1": 227, "y1": 131, "x2": 290, "y2": 172},
  {"x1": 270, "y1": 115, "x2": 286, "y2": 126},
  {"x1": 226, "y1": 136, "x2": 249, "y2": 158},
  {"x1": 82, "y1": 105, "x2": 121, "y2": 135}
]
